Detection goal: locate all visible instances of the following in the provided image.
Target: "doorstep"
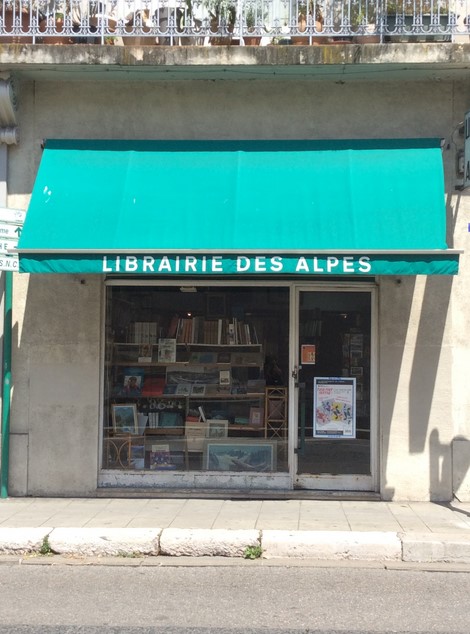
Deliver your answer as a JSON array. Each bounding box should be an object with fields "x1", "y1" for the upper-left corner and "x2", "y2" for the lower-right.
[{"x1": 95, "y1": 487, "x2": 382, "y2": 501}]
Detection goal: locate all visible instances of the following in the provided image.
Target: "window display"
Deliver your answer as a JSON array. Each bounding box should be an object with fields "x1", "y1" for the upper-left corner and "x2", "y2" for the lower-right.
[{"x1": 103, "y1": 285, "x2": 289, "y2": 473}]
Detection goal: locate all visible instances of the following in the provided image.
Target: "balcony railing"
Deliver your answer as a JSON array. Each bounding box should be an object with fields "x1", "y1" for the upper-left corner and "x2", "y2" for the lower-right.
[{"x1": 0, "y1": 0, "x2": 467, "y2": 44}]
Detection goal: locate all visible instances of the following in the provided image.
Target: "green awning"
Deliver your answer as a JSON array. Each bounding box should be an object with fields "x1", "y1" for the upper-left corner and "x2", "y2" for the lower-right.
[{"x1": 17, "y1": 139, "x2": 460, "y2": 275}]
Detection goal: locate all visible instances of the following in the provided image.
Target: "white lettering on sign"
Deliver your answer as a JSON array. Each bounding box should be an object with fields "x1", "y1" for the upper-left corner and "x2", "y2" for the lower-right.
[{"x1": 101, "y1": 255, "x2": 372, "y2": 274}]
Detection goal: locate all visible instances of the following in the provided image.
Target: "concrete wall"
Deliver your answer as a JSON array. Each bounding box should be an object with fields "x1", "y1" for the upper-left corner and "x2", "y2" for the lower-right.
[{"x1": 6, "y1": 77, "x2": 470, "y2": 499}]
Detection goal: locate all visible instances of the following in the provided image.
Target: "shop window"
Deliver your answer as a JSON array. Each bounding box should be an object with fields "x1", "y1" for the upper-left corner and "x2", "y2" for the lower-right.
[{"x1": 103, "y1": 286, "x2": 289, "y2": 474}]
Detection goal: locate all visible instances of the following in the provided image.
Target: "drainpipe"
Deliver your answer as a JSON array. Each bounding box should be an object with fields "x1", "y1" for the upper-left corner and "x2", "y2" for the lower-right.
[{"x1": 0, "y1": 77, "x2": 19, "y2": 499}]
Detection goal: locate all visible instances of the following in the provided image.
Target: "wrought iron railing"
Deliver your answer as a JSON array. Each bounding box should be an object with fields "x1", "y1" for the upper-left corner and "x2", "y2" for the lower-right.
[{"x1": 0, "y1": 0, "x2": 466, "y2": 44}]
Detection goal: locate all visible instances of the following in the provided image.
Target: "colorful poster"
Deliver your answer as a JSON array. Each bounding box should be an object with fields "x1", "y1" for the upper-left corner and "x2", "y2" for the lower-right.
[
  {"x1": 313, "y1": 377, "x2": 356, "y2": 439},
  {"x1": 301, "y1": 344, "x2": 316, "y2": 365}
]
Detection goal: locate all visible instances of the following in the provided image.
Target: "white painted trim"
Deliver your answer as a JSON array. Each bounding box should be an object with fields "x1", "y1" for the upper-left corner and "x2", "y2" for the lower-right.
[
  {"x1": 295, "y1": 474, "x2": 373, "y2": 491},
  {"x1": 18, "y1": 248, "x2": 463, "y2": 255},
  {"x1": 100, "y1": 279, "x2": 378, "y2": 492},
  {"x1": 99, "y1": 470, "x2": 292, "y2": 490}
]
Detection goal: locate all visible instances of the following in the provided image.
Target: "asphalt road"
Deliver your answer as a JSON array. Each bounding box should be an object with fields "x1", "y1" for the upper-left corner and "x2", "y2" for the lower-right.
[{"x1": 0, "y1": 561, "x2": 469, "y2": 633}]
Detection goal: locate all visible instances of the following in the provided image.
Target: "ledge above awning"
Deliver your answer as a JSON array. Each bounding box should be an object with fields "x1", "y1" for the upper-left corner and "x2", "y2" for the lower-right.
[{"x1": 17, "y1": 139, "x2": 460, "y2": 275}]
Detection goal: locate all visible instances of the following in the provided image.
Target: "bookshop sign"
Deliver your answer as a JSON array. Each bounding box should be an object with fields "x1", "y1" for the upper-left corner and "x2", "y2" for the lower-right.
[{"x1": 18, "y1": 252, "x2": 459, "y2": 275}]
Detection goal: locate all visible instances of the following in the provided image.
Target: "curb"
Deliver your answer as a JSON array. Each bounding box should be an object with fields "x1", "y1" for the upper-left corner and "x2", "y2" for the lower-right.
[
  {"x1": 48, "y1": 527, "x2": 162, "y2": 557},
  {"x1": 401, "y1": 532, "x2": 470, "y2": 564},
  {"x1": 262, "y1": 530, "x2": 401, "y2": 561},
  {"x1": 160, "y1": 528, "x2": 260, "y2": 557},
  {"x1": 0, "y1": 527, "x2": 53, "y2": 554},
  {"x1": 1, "y1": 527, "x2": 470, "y2": 563}
]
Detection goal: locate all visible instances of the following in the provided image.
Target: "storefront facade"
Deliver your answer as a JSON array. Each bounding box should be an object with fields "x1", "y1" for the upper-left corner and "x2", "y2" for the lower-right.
[{"x1": 3, "y1": 71, "x2": 469, "y2": 501}]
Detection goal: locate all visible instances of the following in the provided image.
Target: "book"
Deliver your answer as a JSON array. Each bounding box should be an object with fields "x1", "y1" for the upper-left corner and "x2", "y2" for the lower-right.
[
  {"x1": 137, "y1": 344, "x2": 152, "y2": 363},
  {"x1": 149, "y1": 444, "x2": 176, "y2": 470},
  {"x1": 219, "y1": 369, "x2": 231, "y2": 386},
  {"x1": 123, "y1": 374, "x2": 142, "y2": 395},
  {"x1": 167, "y1": 314, "x2": 179, "y2": 338},
  {"x1": 141, "y1": 377, "x2": 165, "y2": 397},
  {"x1": 158, "y1": 338, "x2": 177, "y2": 363}
]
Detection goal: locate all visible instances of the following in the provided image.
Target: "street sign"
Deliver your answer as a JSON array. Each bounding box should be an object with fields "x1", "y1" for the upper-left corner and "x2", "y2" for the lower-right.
[
  {"x1": 0, "y1": 207, "x2": 26, "y2": 225},
  {"x1": 0, "y1": 256, "x2": 18, "y2": 271},
  {"x1": 0, "y1": 239, "x2": 18, "y2": 255},
  {"x1": 0, "y1": 224, "x2": 21, "y2": 240},
  {"x1": 0, "y1": 207, "x2": 26, "y2": 271}
]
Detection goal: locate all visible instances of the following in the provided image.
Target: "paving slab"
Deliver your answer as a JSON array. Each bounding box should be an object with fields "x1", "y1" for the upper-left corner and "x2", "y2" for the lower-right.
[{"x1": 1, "y1": 497, "x2": 470, "y2": 563}]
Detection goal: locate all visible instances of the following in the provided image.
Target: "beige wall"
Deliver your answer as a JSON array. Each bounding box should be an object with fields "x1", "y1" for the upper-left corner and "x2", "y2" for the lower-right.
[{"x1": 7, "y1": 77, "x2": 470, "y2": 499}]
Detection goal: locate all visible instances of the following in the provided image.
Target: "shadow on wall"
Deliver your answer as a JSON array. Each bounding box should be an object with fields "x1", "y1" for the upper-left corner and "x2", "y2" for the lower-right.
[
  {"x1": 411, "y1": 276, "x2": 456, "y2": 500},
  {"x1": 409, "y1": 275, "x2": 453, "y2": 452},
  {"x1": 380, "y1": 274, "x2": 458, "y2": 501}
]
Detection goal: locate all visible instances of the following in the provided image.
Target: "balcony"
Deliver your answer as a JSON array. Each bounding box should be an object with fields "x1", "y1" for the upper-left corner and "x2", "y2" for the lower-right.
[{"x1": 0, "y1": 0, "x2": 468, "y2": 45}]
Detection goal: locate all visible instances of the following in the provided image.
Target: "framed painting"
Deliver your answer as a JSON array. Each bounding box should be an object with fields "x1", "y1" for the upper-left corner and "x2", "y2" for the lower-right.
[
  {"x1": 204, "y1": 439, "x2": 276, "y2": 472},
  {"x1": 112, "y1": 404, "x2": 138, "y2": 434},
  {"x1": 207, "y1": 419, "x2": 229, "y2": 439},
  {"x1": 249, "y1": 407, "x2": 264, "y2": 428}
]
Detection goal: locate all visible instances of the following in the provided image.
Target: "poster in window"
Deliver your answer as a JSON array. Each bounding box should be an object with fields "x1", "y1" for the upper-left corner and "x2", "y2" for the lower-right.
[
  {"x1": 301, "y1": 344, "x2": 316, "y2": 365},
  {"x1": 313, "y1": 377, "x2": 356, "y2": 439}
]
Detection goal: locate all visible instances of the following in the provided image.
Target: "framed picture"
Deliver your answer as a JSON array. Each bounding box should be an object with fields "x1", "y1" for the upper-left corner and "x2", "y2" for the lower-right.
[
  {"x1": 301, "y1": 344, "x2": 316, "y2": 365},
  {"x1": 207, "y1": 419, "x2": 229, "y2": 439},
  {"x1": 219, "y1": 369, "x2": 231, "y2": 386},
  {"x1": 175, "y1": 383, "x2": 192, "y2": 396},
  {"x1": 204, "y1": 439, "x2": 276, "y2": 472},
  {"x1": 112, "y1": 404, "x2": 138, "y2": 434},
  {"x1": 249, "y1": 407, "x2": 264, "y2": 428},
  {"x1": 185, "y1": 422, "x2": 207, "y2": 452},
  {"x1": 191, "y1": 384, "x2": 206, "y2": 396}
]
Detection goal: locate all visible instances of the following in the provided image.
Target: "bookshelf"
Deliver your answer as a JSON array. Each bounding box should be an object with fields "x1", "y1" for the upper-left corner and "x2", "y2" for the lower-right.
[{"x1": 106, "y1": 338, "x2": 266, "y2": 441}]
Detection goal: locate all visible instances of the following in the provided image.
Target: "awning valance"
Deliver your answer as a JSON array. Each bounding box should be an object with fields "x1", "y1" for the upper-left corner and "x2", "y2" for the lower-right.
[{"x1": 17, "y1": 139, "x2": 460, "y2": 275}]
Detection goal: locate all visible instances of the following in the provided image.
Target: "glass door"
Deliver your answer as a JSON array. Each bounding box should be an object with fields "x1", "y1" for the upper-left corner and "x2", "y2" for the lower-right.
[{"x1": 294, "y1": 287, "x2": 376, "y2": 491}]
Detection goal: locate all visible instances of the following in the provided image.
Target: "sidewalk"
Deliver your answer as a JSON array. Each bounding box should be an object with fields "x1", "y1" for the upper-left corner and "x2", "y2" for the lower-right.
[{"x1": 1, "y1": 497, "x2": 470, "y2": 564}]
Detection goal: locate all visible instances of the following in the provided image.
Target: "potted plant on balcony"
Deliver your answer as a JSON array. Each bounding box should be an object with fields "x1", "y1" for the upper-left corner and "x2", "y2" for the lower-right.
[
  {"x1": 123, "y1": 9, "x2": 153, "y2": 46},
  {"x1": 39, "y1": 11, "x2": 74, "y2": 44},
  {"x1": 243, "y1": 0, "x2": 268, "y2": 45},
  {"x1": 351, "y1": 4, "x2": 379, "y2": 43},
  {"x1": 204, "y1": 0, "x2": 237, "y2": 44},
  {"x1": 291, "y1": 0, "x2": 323, "y2": 45}
]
